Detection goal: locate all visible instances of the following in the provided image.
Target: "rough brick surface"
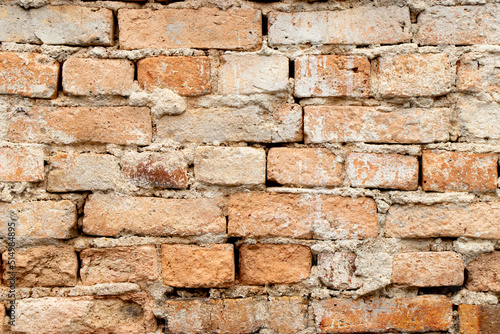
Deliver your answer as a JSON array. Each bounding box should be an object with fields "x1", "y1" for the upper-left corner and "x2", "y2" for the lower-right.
[
  {"x1": 317, "y1": 252, "x2": 361, "y2": 290},
  {"x1": 161, "y1": 244, "x2": 234, "y2": 288},
  {"x1": 118, "y1": 8, "x2": 261, "y2": 50},
  {"x1": 466, "y1": 252, "x2": 500, "y2": 292},
  {"x1": 457, "y1": 53, "x2": 500, "y2": 95},
  {"x1": 422, "y1": 151, "x2": 498, "y2": 192},
  {"x1": 228, "y1": 193, "x2": 378, "y2": 239},
  {"x1": 80, "y1": 246, "x2": 159, "y2": 285},
  {"x1": 0, "y1": 147, "x2": 44, "y2": 182},
  {"x1": 459, "y1": 304, "x2": 500, "y2": 334},
  {"x1": 346, "y1": 153, "x2": 419, "y2": 190},
  {"x1": 457, "y1": 97, "x2": 500, "y2": 140}
]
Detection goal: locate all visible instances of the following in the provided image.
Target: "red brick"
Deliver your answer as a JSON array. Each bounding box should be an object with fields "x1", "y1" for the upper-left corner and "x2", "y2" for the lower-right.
[
  {"x1": 466, "y1": 251, "x2": 500, "y2": 292},
  {"x1": 317, "y1": 252, "x2": 361, "y2": 289},
  {"x1": 0, "y1": 147, "x2": 44, "y2": 182},
  {"x1": 422, "y1": 150, "x2": 498, "y2": 192},
  {"x1": 459, "y1": 304, "x2": 500, "y2": 334}
]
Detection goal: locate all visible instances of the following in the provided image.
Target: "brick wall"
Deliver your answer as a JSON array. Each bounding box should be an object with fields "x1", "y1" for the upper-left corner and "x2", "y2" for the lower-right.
[{"x1": 0, "y1": 0, "x2": 499, "y2": 333}]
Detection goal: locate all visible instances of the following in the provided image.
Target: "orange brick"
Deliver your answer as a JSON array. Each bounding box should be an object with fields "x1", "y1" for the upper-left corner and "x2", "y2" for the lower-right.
[
  {"x1": 422, "y1": 150, "x2": 498, "y2": 192},
  {"x1": 459, "y1": 304, "x2": 500, "y2": 334},
  {"x1": 466, "y1": 251, "x2": 500, "y2": 292},
  {"x1": 0, "y1": 147, "x2": 44, "y2": 182},
  {"x1": 137, "y1": 56, "x2": 211, "y2": 96},
  {"x1": 161, "y1": 244, "x2": 234, "y2": 288}
]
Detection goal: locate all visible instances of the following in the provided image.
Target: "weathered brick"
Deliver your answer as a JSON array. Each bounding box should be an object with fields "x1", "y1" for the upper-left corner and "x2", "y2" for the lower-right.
[
  {"x1": 118, "y1": 8, "x2": 261, "y2": 50},
  {"x1": 268, "y1": 6, "x2": 410, "y2": 46},
  {"x1": 457, "y1": 53, "x2": 500, "y2": 94},
  {"x1": 8, "y1": 106, "x2": 152, "y2": 145},
  {"x1": 0, "y1": 52, "x2": 59, "y2": 98},
  {"x1": 386, "y1": 202, "x2": 500, "y2": 239},
  {"x1": 219, "y1": 54, "x2": 288, "y2": 94},
  {"x1": 3, "y1": 246, "x2": 77, "y2": 287},
  {"x1": 422, "y1": 150, "x2": 498, "y2": 192},
  {"x1": 313, "y1": 296, "x2": 452, "y2": 333},
  {"x1": 459, "y1": 304, "x2": 500, "y2": 334},
  {"x1": 194, "y1": 146, "x2": 266, "y2": 186},
  {"x1": 346, "y1": 152, "x2": 419, "y2": 190},
  {"x1": 267, "y1": 148, "x2": 343, "y2": 187},
  {"x1": 295, "y1": 55, "x2": 370, "y2": 98},
  {"x1": 80, "y1": 246, "x2": 159, "y2": 285},
  {"x1": 239, "y1": 244, "x2": 311, "y2": 285},
  {"x1": 161, "y1": 244, "x2": 234, "y2": 288},
  {"x1": 317, "y1": 252, "x2": 361, "y2": 289},
  {"x1": 0, "y1": 5, "x2": 114, "y2": 46},
  {"x1": 375, "y1": 53, "x2": 452, "y2": 97},
  {"x1": 137, "y1": 56, "x2": 211, "y2": 96},
  {"x1": 62, "y1": 58, "x2": 134, "y2": 96},
  {"x1": 466, "y1": 252, "x2": 500, "y2": 292},
  {"x1": 457, "y1": 97, "x2": 500, "y2": 140},
  {"x1": 304, "y1": 106, "x2": 451, "y2": 144},
  {"x1": 228, "y1": 192, "x2": 378, "y2": 239},
  {"x1": 0, "y1": 147, "x2": 44, "y2": 182},
  {"x1": 418, "y1": 5, "x2": 500, "y2": 45},
  {"x1": 83, "y1": 194, "x2": 225, "y2": 237},
  {"x1": 0, "y1": 200, "x2": 77, "y2": 240}
]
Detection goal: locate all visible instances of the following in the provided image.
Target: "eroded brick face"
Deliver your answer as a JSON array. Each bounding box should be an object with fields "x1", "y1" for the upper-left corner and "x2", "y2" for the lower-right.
[
  {"x1": 0, "y1": 147, "x2": 44, "y2": 182},
  {"x1": 466, "y1": 252, "x2": 500, "y2": 292},
  {"x1": 459, "y1": 304, "x2": 500, "y2": 334}
]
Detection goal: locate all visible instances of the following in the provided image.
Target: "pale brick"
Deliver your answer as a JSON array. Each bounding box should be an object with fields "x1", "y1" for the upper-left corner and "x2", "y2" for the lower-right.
[
  {"x1": 80, "y1": 246, "x2": 159, "y2": 285},
  {"x1": 295, "y1": 55, "x2": 370, "y2": 98},
  {"x1": 8, "y1": 106, "x2": 152, "y2": 145},
  {"x1": 0, "y1": 5, "x2": 114, "y2": 45},
  {"x1": 346, "y1": 152, "x2": 419, "y2": 190},
  {"x1": 219, "y1": 54, "x2": 288, "y2": 94},
  {"x1": 13, "y1": 294, "x2": 156, "y2": 333},
  {"x1": 0, "y1": 147, "x2": 44, "y2": 182},
  {"x1": 239, "y1": 244, "x2": 311, "y2": 285},
  {"x1": 0, "y1": 52, "x2": 59, "y2": 98},
  {"x1": 267, "y1": 148, "x2": 343, "y2": 187},
  {"x1": 466, "y1": 251, "x2": 500, "y2": 292},
  {"x1": 156, "y1": 103, "x2": 302, "y2": 143},
  {"x1": 304, "y1": 106, "x2": 451, "y2": 144},
  {"x1": 268, "y1": 6, "x2": 411, "y2": 46},
  {"x1": 317, "y1": 252, "x2": 361, "y2": 290},
  {"x1": 161, "y1": 244, "x2": 234, "y2": 288},
  {"x1": 459, "y1": 304, "x2": 500, "y2": 334},
  {"x1": 47, "y1": 153, "x2": 121, "y2": 192},
  {"x1": 457, "y1": 53, "x2": 500, "y2": 95},
  {"x1": 3, "y1": 246, "x2": 77, "y2": 287},
  {"x1": 194, "y1": 146, "x2": 266, "y2": 186},
  {"x1": 375, "y1": 53, "x2": 453, "y2": 97},
  {"x1": 118, "y1": 8, "x2": 261, "y2": 50},
  {"x1": 83, "y1": 194, "x2": 225, "y2": 237},
  {"x1": 228, "y1": 192, "x2": 378, "y2": 239},
  {"x1": 137, "y1": 56, "x2": 211, "y2": 96},
  {"x1": 0, "y1": 200, "x2": 77, "y2": 240},
  {"x1": 62, "y1": 58, "x2": 134, "y2": 96},
  {"x1": 422, "y1": 150, "x2": 498, "y2": 192},
  {"x1": 313, "y1": 296, "x2": 452, "y2": 333},
  {"x1": 391, "y1": 252, "x2": 464, "y2": 287},
  {"x1": 268, "y1": 297, "x2": 308, "y2": 334},
  {"x1": 457, "y1": 97, "x2": 500, "y2": 140},
  {"x1": 418, "y1": 5, "x2": 500, "y2": 45},
  {"x1": 386, "y1": 202, "x2": 500, "y2": 239}
]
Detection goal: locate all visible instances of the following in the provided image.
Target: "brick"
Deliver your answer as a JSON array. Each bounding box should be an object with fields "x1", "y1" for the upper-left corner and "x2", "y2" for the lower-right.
[
  {"x1": 267, "y1": 148, "x2": 343, "y2": 187},
  {"x1": 457, "y1": 53, "x2": 500, "y2": 94},
  {"x1": 0, "y1": 147, "x2": 44, "y2": 182},
  {"x1": 118, "y1": 8, "x2": 261, "y2": 50},
  {"x1": 161, "y1": 244, "x2": 234, "y2": 288},
  {"x1": 0, "y1": 52, "x2": 59, "y2": 98},
  {"x1": 313, "y1": 296, "x2": 452, "y2": 333},
  {"x1": 62, "y1": 58, "x2": 134, "y2": 96},
  {"x1": 375, "y1": 53, "x2": 452, "y2": 97},
  {"x1": 137, "y1": 56, "x2": 211, "y2": 96},
  {"x1": 386, "y1": 202, "x2": 500, "y2": 239},
  {"x1": 47, "y1": 153, "x2": 121, "y2": 192},
  {"x1": 219, "y1": 54, "x2": 289, "y2": 94},
  {"x1": 268, "y1": 297, "x2": 309, "y2": 333},
  {"x1": 3, "y1": 246, "x2": 77, "y2": 287},
  {"x1": 268, "y1": 6, "x2": 410, "y2": 46},
  {"x1": 391, "y1": 252, "x2": 464, "y2": 287},
  {"x1": 418, "y1": 5, "x2": 500, "y2": 45},
  {"x1": 194, "y1": 146, "x2": 266, "y2": 186},
  {"x1": 304, "y1": 106, "x2": 451, "y2": 144},
  {"x1": 457, "y1": 97, "x2": 500, "y2": 140},
  {"x1": 239, "y1": 244, "x2": 311, "y2": 285},
  {"x1": 294, "y1": 55, "x2": 370, "y2": 98},
  {"x1": 122, "y1": 151, "x2": 188, "y2": 189},
  {"x1": 228, "y1": 192, "x2": 378, "y2": 239},
  {"x1": 83, "y1": 194, "x2": 225, "y2": 237},
  {"x1": 0, "y1": 200, "x2": 77, "y2": 240},
  {"x1": 156, "y1": 103, "x2": 302, "y2": 143},
  {"x1": 317, "y1": 252, "x2": 361, "y2": 289},
  {"x1": 459, "y1": 304, "x2": 500, "y2": 334},
  {"x1": 0, "y1": 5, "x2": 114, "y2": 46},
  {"x1": 80, "y1": 246, "x2": 159, "y2": 285},
  {"x1": 346, "y1": 152, "x2": 418, "y2": 190},
  {"x1": 422, "y1": 150, "x2": 498, "y2": 192},
  {"x1": 8, "y1": 106, "x2": 152, "y2": 145},
  {"x1": 13, "y1": 294, "x2": 156, "y2": 333},
  {"x1": 466, "y1": 251, "x2": 500, "y2": 292}
]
